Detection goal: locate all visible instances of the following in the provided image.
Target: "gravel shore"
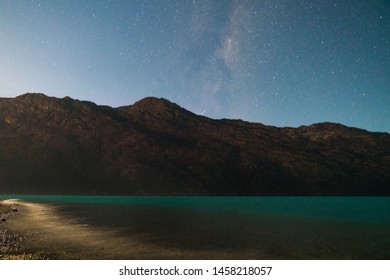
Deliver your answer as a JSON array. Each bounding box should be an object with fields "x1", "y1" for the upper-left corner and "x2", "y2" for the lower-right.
[{"x1": 0, "y1": 201, "x2": 58, "y2": 260}]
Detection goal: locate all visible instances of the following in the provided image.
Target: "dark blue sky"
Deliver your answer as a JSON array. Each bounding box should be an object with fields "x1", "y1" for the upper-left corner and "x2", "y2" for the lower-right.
[{"x1": 1, "y1": 0, "x2": 389, "y2": 132}]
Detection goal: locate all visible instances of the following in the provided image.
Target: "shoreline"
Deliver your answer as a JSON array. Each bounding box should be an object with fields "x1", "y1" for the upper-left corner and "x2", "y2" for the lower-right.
[
  {"x1": 0, "y1": 200, "x2": 25, "y2": 259},
  {"x1": 2, "y1": 197, "x2": 390, "y2": 260},
  {"x1": 0, "y1": 199, "x2": 114, "y2": 260},
  {"x1": 0, "y1": 200, "x2": 58, "y2": 260}
]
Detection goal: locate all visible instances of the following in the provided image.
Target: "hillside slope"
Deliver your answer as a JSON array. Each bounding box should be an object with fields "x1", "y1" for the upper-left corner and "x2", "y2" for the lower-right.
[{"x1": 0, "y1": 93, "x2": 389, "y2": 195}]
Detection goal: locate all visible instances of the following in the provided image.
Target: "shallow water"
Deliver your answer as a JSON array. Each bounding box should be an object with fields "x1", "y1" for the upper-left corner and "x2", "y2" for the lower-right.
[{"x1": 1, "y1": 196, "x2": 390, "y2": 259}]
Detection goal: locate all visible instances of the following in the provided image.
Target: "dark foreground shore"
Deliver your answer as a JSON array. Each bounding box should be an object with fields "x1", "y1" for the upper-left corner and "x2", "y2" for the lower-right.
[{"x1": 0, "y1": 201, "x2": 58, "y2": 260}]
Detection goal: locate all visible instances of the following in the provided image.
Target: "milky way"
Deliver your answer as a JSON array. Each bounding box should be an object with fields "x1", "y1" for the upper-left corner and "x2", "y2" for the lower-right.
[{"x1": 0, "y1": 0, "x2": 389, "y2": 132}]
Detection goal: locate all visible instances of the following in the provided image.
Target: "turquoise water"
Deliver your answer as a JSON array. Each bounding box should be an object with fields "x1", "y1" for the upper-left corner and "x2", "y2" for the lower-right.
[{"x1": 2, "y1": 196, "x2": 390, "y2": 259}]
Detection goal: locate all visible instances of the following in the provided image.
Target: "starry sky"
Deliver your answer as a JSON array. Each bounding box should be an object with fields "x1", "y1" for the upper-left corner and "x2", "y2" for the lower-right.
[{"x1": 1, "y1": 0, "x2": 389, "y2": 132}]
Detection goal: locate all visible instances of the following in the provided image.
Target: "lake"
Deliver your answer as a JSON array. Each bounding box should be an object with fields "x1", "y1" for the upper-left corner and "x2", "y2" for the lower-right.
[{"x1": 1, "y1": 196, "x2": 390, "y2": 259}]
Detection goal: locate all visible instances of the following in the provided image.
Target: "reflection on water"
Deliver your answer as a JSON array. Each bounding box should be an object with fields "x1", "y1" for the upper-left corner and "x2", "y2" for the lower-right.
[{"x1": 3, "y1": 196, "x2": 390, "y2": 259}]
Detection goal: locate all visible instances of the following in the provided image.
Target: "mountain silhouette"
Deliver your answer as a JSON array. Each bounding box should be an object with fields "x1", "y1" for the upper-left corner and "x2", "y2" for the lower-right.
[{"x1": 0, "y1": 93, "x2": 389, "y2": 195}]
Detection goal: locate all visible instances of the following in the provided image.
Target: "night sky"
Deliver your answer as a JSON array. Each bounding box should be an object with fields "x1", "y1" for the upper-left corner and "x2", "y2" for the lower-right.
[{"x1": 1, "y1": 0, "x2": 389, "y2": 132}]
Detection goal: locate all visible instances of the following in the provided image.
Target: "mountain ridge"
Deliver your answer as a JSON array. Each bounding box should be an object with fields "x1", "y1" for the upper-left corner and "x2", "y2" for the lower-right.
[{"x1": 0, "y1": 93, "x2": 389, "y2": 195}]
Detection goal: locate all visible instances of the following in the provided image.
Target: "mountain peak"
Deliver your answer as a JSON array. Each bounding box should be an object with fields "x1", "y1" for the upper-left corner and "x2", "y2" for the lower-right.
[
  {"x1": 119, "y1": 96, "x2": 198, "y2": 123},
  {"x1": 13, "y1": 92, "x2": 54, "y2": 103},
  {"x1": 5, "y1": 93, "x2": 63, "y2": 111},
  {"x1": 17, "y1": 92, "x2": 47, "y2": 98},
  {"x1": 131, "y1": 97, "x2": 183, "y2": 111}
]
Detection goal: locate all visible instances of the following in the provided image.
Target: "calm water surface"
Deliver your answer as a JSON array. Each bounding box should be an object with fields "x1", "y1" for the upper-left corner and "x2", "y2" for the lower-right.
[{"x1": 2, "y1": 196, "x2": 390, "y2": 259}]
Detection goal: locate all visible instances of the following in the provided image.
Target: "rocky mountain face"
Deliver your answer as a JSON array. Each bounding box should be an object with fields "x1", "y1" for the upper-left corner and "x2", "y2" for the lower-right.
[{"x1": 0, "y1": 93, "x2": 389, "y2": 195}]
